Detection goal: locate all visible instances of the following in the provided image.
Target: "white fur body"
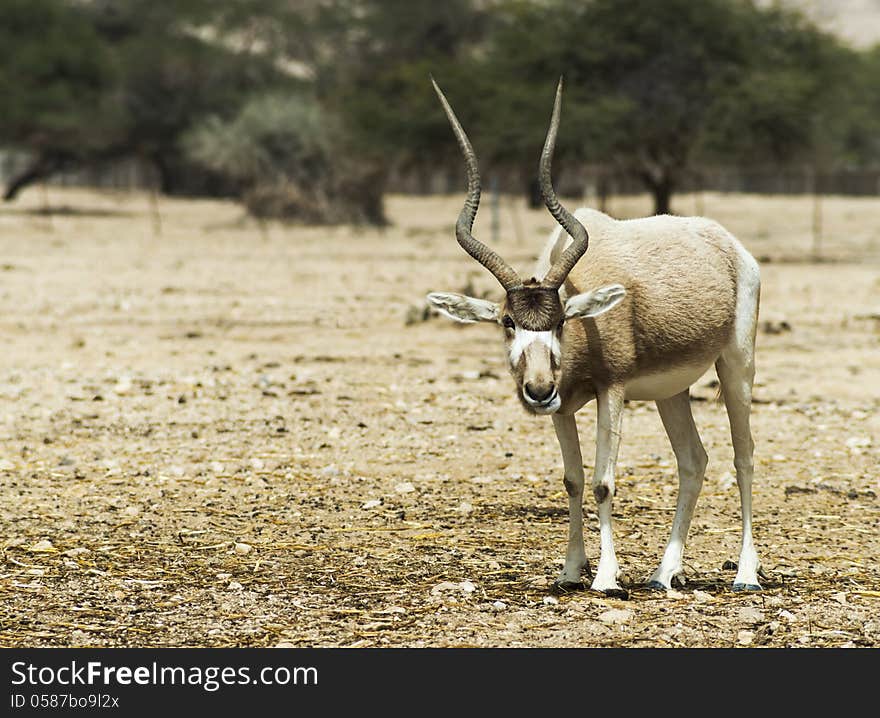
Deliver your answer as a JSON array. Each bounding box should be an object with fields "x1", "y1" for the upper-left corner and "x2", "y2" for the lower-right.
[
  {"x1": 540, "y1": 208, "x2": 762, "y2": 592},
  {"x1": 429, "y1": 206, "x2": 763, "y2": 594},
  {"x1": 623, "y1": 361, "x2": 710, "y2": 401}
]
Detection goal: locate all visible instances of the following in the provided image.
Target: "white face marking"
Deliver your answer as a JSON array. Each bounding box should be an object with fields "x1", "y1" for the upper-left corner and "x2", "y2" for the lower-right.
[{"x1": 508, "y1": 328, "x2": 561, "y2": 368}]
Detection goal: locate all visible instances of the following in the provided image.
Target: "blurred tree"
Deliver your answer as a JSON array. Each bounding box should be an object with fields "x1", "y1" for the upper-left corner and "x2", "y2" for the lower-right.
[
  {"x1": 183, "y1": 93, "x2": 385, "y2": 224},
  {"x1": 697, "y1": 4, "x2": 869, "y2": 255},
  {"x1": 87, "y1": 0, "x2": 290, "y2": 194},
  {"x1": 702, "y1": 4, "x2": 863, "y2": 169},
  {"x1": 477, "y1": 0, "x2": 865, "y2": 215},
  {"x1": 1, "y1": 0, "x2": 289, "y2": 199},
  {"x1": 114, "y1": 34, "x2": 285, "y2": 194},
  {"x1": 0, "y1": 0, "x2": 122, "y2": 199},
  {"x1": 833, "y1": 44, "x2": 880, "y2": 168},
  {"x1": 3, "y1": 0, "x2": 876, "y2": 221},
  {"x1": 466, "y1": 0, "x2": 606, "y2": 205},
  {"x1": 311, "y1": 0, "x2": 490, "y2": 192},
  {"x1": 479, "y1": 0, "x2": 762, "y2": 214}
]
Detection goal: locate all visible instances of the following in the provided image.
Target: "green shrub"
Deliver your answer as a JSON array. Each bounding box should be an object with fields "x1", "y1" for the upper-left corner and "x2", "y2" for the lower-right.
[{"x1": 184, "y1": 93, "x2": 385, "y2": 225}]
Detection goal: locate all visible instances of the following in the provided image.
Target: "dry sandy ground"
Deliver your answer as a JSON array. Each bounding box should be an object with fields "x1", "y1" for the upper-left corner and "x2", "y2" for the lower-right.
[{"x1": 0, "y1": 187, "x2": 877, "y2": 648}]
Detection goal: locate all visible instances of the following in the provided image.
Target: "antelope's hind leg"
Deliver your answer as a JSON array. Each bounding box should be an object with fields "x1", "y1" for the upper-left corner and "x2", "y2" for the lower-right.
[
  {"x1": 551, "y1": 413, "x2": 590, "y2": 589},
  {"x1": 647, "y1": 390, "x2": 708, "y2": 590},
  {"x1": 716, "y1": 254, "x2": 762, "y2": 591},
  {"x1": 716, "y1": 350, "x2": 762, "y2": 591}
]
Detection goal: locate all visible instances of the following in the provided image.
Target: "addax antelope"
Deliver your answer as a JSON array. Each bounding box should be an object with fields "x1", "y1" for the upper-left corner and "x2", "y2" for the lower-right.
[{"x1": 427, "y1": 78, "x2": 763, "y2": 595}]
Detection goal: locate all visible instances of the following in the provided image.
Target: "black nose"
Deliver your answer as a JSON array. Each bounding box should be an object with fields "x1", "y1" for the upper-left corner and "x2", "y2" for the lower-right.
[{"x1": 524, "y1": 382, "x2": 555, "y2": 402}]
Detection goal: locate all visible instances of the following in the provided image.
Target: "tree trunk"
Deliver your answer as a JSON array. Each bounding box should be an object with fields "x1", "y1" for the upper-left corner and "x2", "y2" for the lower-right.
[
  {"x1": 650, "y1": 179, "x2": 673, "y2": 215},
  {"x1": 150, "y1": 153, "x2": 176, "y2": 195},
  {"x1": 526, "y1": 175, "x2": 542, "y2": 209},
  {"x1": 597, "y1": 173, "x2": 610, "y2": 214},
  {"x1": 637, "y1": 164, "x2": 676, "y2": 216},
  {"x1": 3, "y1": 155, "x2": 63, "y2": 201}
]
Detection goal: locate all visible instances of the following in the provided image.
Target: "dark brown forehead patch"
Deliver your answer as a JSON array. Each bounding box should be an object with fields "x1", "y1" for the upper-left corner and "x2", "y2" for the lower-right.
[{"x1": 506, "y1": 285, "x2": 563, "y2": 331}]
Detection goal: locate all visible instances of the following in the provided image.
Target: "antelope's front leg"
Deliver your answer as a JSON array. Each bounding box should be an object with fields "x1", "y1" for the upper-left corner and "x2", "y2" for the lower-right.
[
  {"x1": 551, "y1": 413, "x2": 590, "y2": 588},
  {"x1": 591, "y1": 384, "x2": 625, "y2": 594}
]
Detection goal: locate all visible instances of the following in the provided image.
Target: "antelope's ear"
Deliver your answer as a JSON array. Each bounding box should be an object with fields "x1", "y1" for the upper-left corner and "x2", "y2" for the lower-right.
[
  {"x1": 427, "y1": 292, "x2": 500, "y2": 323},
  {"x1": 564, "y1": 284, "x2": 626, "y2": 319}
]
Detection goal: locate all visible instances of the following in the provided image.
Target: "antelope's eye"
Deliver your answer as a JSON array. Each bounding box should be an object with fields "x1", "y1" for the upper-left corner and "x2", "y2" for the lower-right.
[{"x1": 502, "y1": 316, "x2": 515, "y2": 330}]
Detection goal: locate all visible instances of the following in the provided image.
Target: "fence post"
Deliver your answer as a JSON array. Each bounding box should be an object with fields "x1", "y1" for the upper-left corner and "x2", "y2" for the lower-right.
[
  {"x1": 149, "y1": 164, "x2": 163, "y2": 237},
  {"x1": 491, "y1": 174, "x2": 500, "y2": 244},
  {"x1": 807, "y1": 165, "x2": 822, "y2": 260}
]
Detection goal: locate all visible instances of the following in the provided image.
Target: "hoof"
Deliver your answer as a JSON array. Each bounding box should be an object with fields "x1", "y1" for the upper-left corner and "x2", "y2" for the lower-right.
[
  {"x1": 645, "y1": 580, "x2": 667, "y2": 591},
  {"x1": 552, "y1": 579, "x2": 585, "y2": 593},
  {"x1": 722, "y1": 560, "x2": 738, "y2": 571},
  {"x1": 602, "y1": 588, "x2": 630, "y2": 600},
  {"x1": 732, "y1": 583, "x2": 762, "y2": 592}
]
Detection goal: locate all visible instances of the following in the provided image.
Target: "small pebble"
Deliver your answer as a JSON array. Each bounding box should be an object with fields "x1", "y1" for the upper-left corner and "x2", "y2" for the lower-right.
[
  {"x1": 738, "y1": 607, "x2": 764, "y2": 623},
  {"x1": 234, "y1": 542, "x2": 253, "y2": 555},
  {"x1": 64, "y1": 547, "x2": 91, "y2": 557},
  {"x1": 431, "y1": 580, "x2": 476, "y2": 596},
  {"x1": 737, "y1": 630, "x2": 755, "y2": 646},
  {"x1": 598, "y1": 608, "x2": 632, "y2": 625},
  {"x1": 845, "y1": 436, "x2": 871, "y2": 450},
  {"x1": 430, "y1": 582, "x2": 460, "y2": 595},
  {"x1": 378, "y1": 606, "x2": 407, "y2": 615},
  {"x1": 29, "y1": 540, "x2": 55, "y2": 553}
]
